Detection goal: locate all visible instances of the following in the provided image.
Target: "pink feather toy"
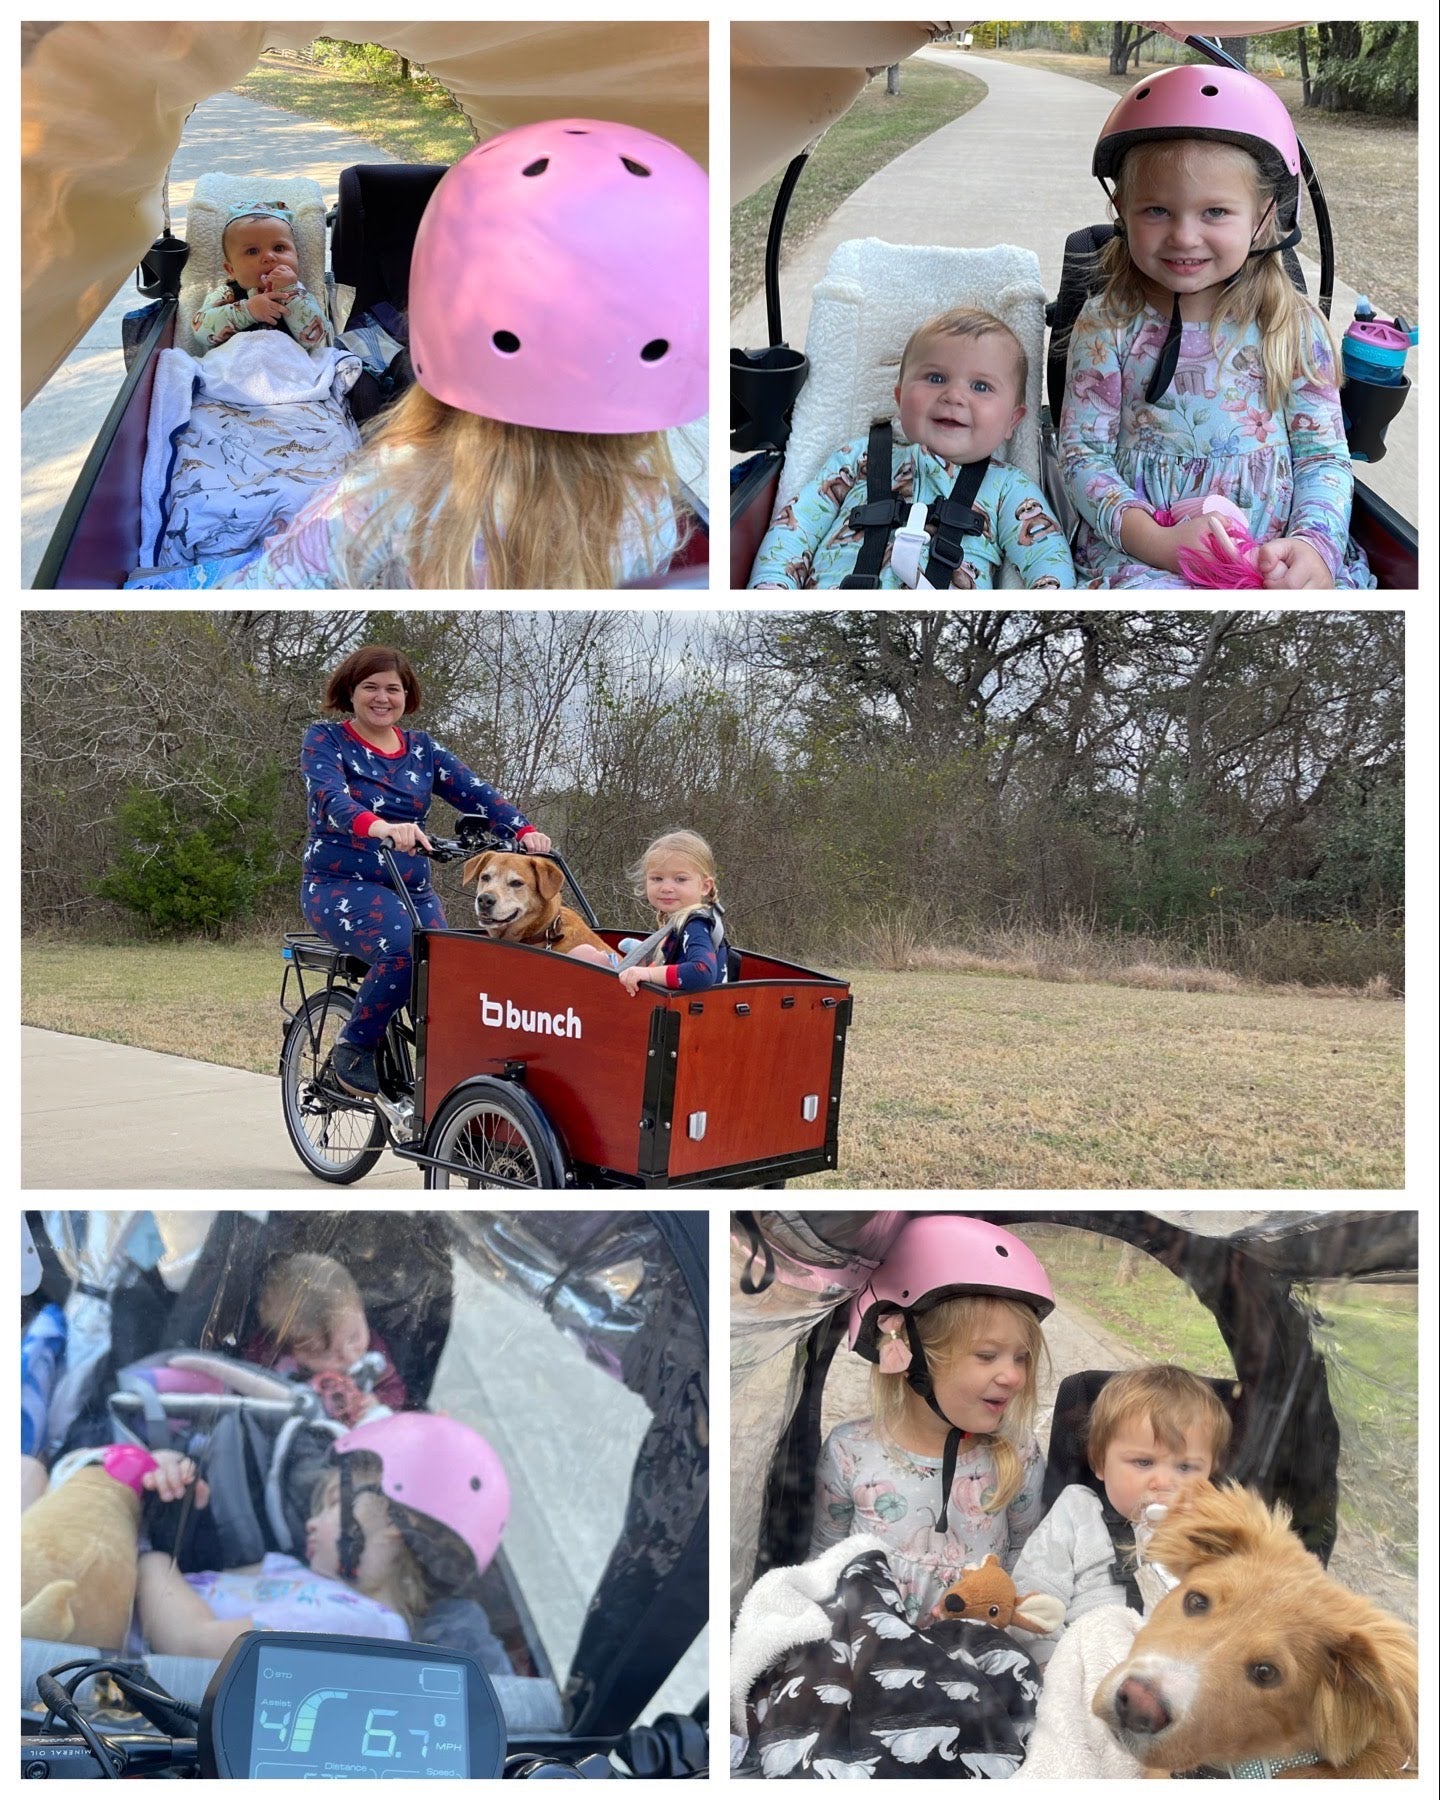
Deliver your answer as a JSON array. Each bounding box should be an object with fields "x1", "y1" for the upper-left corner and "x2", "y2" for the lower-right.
[{"x1": 1154, "y1": 495, "x2": 1265, "y2": 589}]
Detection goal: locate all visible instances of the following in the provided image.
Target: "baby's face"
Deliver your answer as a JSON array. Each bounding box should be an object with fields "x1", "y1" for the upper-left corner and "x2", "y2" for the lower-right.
[
  {"x1": 1097, "y1": 1414, "x2": 1214, "y2": 1522},
  {"x1": 290, "y1": 1303, "x2": 370, "y2": 1375},
  {"x1": 894, "y1": 332, "x2": 1025, "y2": 464},
  {"x1": 223, "y1": 218, "x2": 298, "y2": 288}
]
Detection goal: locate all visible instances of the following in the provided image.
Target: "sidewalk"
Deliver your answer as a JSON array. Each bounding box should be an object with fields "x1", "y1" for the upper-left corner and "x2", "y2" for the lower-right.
[
  {"x1": 21, "y1": 91, "x2": 398, "y2": 587},
  {"x1": 732, "y1": 49, "x2": 1418, "y2": 524},
  {"x1": 22, "y1": 1026, "x2": 421, "y2": 1189}
]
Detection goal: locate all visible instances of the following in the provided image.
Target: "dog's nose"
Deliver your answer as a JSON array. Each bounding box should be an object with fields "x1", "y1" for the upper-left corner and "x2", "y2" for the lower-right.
[
  {"x1": 1113, "y1": 1676, "x2": 1171, "y2": 1736},
  {"x1": 474, "y1": 893, "x2": 495, "y2": 913}
]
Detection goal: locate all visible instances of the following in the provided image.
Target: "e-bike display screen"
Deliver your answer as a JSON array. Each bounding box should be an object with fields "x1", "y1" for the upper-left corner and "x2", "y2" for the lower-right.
[{"x1": 201, "y1": 1633, "x2": 506, "y2": 1779}]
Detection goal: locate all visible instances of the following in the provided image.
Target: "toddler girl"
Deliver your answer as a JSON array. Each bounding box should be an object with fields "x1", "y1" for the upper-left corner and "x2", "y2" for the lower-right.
[
  {"x1": 1061, "y1": 65, "x2": 1372, "y2": 590},
  {"x1": 811, "y1": 1214, "x2": 1052, "y2": 1624},
  {"x1": 160, "y1": 119, "x2": 705, "y2": 590},
  {"x1": 133, "y1": 1412, "x2": 508, "y2": 1661},
  {"x1": 624, "y1": 830, "x2": 727, "y2": 995}
]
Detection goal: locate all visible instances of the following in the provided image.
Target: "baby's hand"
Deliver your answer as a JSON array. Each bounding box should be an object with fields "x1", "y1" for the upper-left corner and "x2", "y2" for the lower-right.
[
  {"x1": 246, "y1": 292, "x2": 289, "y2": 324},
  {"x1": 142, "y1": 1450, "x2": 211, "y2": 1507},
  {"x1": 263, "y1": 261, "x2": 299, "y2": 296},
  {"x1": 1255, "y1": 537, "x2": 1334, "y2": 590}
]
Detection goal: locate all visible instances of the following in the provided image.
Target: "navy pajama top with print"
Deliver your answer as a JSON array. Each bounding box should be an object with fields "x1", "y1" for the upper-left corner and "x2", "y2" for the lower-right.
[{"x1": 300, "y1": 719, "x2": 532, "y2": 1046}]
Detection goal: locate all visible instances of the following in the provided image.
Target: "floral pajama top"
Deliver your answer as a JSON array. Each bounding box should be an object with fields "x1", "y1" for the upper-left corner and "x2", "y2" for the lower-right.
[
  {"x1": 750, "y1": 433, "x2": 1075, "y2": 589},
  {"x1": 1059, "y1": 296, "x2": 1374, "y2": 589},
  {"x1": 191, "y1": 278, "x2": 332, "y2": 351},
  {"x1": 809, "y1": 1416, "x2": 1045, "y2": 1624}
]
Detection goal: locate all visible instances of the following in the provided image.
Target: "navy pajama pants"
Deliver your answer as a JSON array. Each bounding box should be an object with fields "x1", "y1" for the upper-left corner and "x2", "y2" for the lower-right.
[{"x1": 302, "y1": 879, "x2": 447, "y2": 1048}]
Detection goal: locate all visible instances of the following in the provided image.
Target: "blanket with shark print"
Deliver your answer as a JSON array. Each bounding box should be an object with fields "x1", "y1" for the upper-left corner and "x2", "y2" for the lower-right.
[{"x1": 136, "y1": 330, "x2": 361, "y2": 572}]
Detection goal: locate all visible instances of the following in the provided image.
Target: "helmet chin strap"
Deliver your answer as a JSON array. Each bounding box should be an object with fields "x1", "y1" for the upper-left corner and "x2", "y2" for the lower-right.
[
  {"x1": 1142, "y1": 199, "x2": 1302, "y2": 403},
  {"x1": 899, "y1": 1313, "x2": 971, "y2": 1534},
  {"x1": 338, "y1": 1455, "x2": 365, "y2": 1582}
]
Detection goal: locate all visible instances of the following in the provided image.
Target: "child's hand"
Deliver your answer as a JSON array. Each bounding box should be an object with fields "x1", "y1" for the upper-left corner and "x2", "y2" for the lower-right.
[
  {"x1": 246, "y1": 292, "x2": 290, "y2": 324},
  {"x1": 618, "y1": 965, "x2": 655, "y2": 996},
  {"x1": 142, "y1": 1450, "x2": 211, "y2": 1508},
  {"x1": 1166, "y1": 512, "x2": 1238, "y2": 571},
  {"x1": 1254, "y1": 537, "x2": 1334, "y2": 590}
]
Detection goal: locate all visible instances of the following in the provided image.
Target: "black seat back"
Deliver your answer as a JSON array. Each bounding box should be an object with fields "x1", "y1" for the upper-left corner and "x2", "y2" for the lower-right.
[
  {"x1": 331, "y1": 163, "x2": 449, "y2": 330},
  {"x1": 1042, "y1": 1367, "x2": 1242, "y2": 1515}
]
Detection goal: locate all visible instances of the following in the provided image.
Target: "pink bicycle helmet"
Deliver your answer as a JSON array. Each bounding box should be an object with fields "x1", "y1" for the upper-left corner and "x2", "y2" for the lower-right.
[
  {"x1": 336, "y1": 1411, "x2": 509, "y2": 1576},
  {"x1": 1093, "y1": 64, "x2": 1301, "y2": 222},
  {"x1": 408, "y1": 117, "x2": 708, "y2": 434},
  {"x1": 848, "y1": 1213, "x2": 1055, "y2": 1357}
]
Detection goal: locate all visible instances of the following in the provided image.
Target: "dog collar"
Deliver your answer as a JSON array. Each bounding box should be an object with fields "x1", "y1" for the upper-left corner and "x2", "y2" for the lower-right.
[{"x1": 1221, "y1": 1751, "x2": 1325, "y2": 1778}]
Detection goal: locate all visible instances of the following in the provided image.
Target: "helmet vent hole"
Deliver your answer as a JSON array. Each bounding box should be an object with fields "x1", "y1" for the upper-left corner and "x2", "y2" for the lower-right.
[
  {"x1": 1201, "y1": 84, "x2": 1220, "y2": 97},
  {"x1": 493, "y1": 330, "x2": 521, "y2": 354},
  {"x1": 564, "y1": 128, "x2": 589, "y2": 135},
  {"x1": 1135, "y1": 85, "x2": 1151, "y2": 100},
  {"x1": 522, "y1": 158, "x2": 549, "y2": 177},
  {"x1": 996, "y1": 1245, "x2": 1010, "y2": 1258},
  {"x1": 470, "y1": 1476, "x2": 482, "y2": 1490},
  {"x1": 622, "y1": 157, "x2": 652, "y2": 178},
  {"x1": 640, "y1": 338, "x2": 669, "y2": 362}
]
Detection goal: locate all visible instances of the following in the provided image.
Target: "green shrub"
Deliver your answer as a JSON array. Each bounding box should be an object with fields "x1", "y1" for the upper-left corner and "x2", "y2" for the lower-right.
[{"x1": 97, "y1": 778, "x2": 287, "y2": 936}]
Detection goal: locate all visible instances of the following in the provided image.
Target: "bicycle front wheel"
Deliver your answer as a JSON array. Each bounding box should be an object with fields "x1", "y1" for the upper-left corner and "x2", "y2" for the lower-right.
[
  {"x1": 280, "y1": 991, "x2": 385, "y2": 1184},
  {"x1": 422, "y1": 1083, "x2": 564, "y2": 1190}
]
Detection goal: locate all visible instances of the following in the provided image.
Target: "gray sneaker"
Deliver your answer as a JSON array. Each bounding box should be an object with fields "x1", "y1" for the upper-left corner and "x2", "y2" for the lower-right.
[{"x1": 330, "y1": 1039, "x2": 380, "y2": 1097}]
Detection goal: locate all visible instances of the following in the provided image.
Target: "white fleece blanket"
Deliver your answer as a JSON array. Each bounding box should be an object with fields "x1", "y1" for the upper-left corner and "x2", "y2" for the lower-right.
[
  {"x1": 775, "y1": 237, "x2": 1048, "y2": 591},
  {"x1": 138, "y1": 332, "x2": 361, "y2": 570},
  {"x1": 729, "y1": 1533, "x2": 887, "y2": 1733},
  {"x1": 1011, "y1": 1604, "x2": 1146, "y2": 1780}
]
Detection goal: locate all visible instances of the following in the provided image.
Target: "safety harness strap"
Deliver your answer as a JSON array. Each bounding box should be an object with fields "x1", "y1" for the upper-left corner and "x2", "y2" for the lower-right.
[
  {"x1": 923, "y1": 456, "x2": 991, "y2": 588},
  {"x1": 1098, "y1": 1492, "x2": 1145, "y2": 1613},
  {"x1": 839, "y1": 419, "x2": 905, "y2": 588}
]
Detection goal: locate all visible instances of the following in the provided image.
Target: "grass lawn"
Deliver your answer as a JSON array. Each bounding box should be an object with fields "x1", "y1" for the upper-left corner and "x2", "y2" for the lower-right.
[
  {"x1": 23, "y1": 943, "x2": 1403, "y2": 1190},
  {"x1": 983, "y1": 49, "x2": 1418, "y2": 322},
  {"x1": 232, "y1": 52, "x2": 478, "y2": 164},
  {"x1": 731, "y1": 57, "x2": 984, "y2": 311}
]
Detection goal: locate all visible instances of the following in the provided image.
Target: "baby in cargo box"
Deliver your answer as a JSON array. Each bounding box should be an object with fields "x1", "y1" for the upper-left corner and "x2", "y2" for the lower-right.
[
  {"x1": 1007, "y1": 1363, "x2": 1230, "y2": 1665},
  {"x1": 191, "y1": 200, "x2": 332, "y2": 352},
  {"x1": 750, "y1": 305, "x2": 1075, "y2": 590},
  {"x1": 244, "y1": 1251, "x2": 407, "y2": 1427}
]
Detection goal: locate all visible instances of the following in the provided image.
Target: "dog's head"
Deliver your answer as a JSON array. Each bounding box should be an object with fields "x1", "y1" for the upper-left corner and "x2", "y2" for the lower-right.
[
  {"x1": 462, "y1": 851, "x2": 564, "y2": 941},
  {"x1": 1091, "y1": 1483, "x2": 1417, "y2": 1776}
]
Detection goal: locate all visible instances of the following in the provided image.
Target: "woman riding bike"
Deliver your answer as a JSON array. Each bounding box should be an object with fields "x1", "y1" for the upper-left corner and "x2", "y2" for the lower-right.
[{"x1": 302, "y1": 644, "x2": 552, "y2": 1098}]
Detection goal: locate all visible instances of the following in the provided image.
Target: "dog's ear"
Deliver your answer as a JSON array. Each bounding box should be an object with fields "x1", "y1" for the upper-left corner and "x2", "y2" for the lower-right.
[
  {"x1": 532, "y1": 859, "x2": 564, "y2": 902},
  {"x1": 1310, "y1": 1609, "x2": 1419, "y2": 1775},
  {"x1": 1144, "y1": 1482, "x2": 1280, "y2": 1575},
  {"x1": 462, "y1": 853, "x2": 492, "y2": 890}
]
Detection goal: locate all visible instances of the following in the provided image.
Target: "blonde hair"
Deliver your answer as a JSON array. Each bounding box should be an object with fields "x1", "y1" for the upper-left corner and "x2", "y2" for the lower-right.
[
  {"x1": 869, "y1": 1296, "x2": 1048, "y2": 1513},
  {"x1": 628, "y1": 829, "x2": 720, "y2": 931},
  {"x1": 1086, "y1": 1364, "x2": 1233, "y2": 1476},
  {"x1": 310, "y1": 1456, "x2": 475, "y2": 1633},
  {"x1": 258, "y1": 1252, "x2": 362, "y2": 1356},
  {"x1": 1097, "y1": 138, "x2": 1337, "y2": 414},
  {"x1": 347, "y1": 384, "x2": 683, "y2": 588},
  {"x1": 900, "y1": 305, "x2": 1028, "y2": 399}
]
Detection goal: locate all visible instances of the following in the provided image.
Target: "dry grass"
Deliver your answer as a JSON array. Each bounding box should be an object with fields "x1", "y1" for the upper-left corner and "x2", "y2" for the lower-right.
[
  {"x1": 23, "y1": 939, "x2": 1403, "y2": 1191},
  {"x1": 983, "y1": 50, "x2": 1418, "y2": 321},
  {"x1": 795, "y1": 968, "x2": 1403, "y2": 1190}
]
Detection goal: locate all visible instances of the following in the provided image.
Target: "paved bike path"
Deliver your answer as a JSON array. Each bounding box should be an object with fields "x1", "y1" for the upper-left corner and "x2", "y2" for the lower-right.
[{"x1": 22, "y1": 1027, "x2": 421, "y2": 1189}]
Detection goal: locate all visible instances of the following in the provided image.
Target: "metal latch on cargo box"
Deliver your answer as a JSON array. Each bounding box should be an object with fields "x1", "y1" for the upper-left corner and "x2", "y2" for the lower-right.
[
  {"x1": 688, "y1": 1112, "x2": 707, "y2": 1140},
  {"x1": 802, "y1": 1095, "x2": 820, "y2": 1122}
]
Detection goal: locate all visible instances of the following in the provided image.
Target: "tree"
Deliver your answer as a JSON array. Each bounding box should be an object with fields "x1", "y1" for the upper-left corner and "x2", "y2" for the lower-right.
[
  {"x1": 1310, "y1": 21, "x2": 1416, "y2": 117},
  {"x1": 1109, "y1": 23, "x2": 1156, "y2": 75}
]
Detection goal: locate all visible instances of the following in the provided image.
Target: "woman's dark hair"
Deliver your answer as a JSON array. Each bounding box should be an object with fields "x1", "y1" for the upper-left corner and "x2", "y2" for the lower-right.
[{"x1": 323, "y1": 646, "x2": 422, "y2": 715}]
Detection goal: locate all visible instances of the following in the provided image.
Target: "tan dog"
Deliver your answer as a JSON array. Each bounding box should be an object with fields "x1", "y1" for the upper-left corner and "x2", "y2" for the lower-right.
[
  {"x1": 1092, "y1": 1482, "x2": 1417, "y2": 1778},
  {"x1": 462, "y1": 851, "x2": 610, "y2": 955}
]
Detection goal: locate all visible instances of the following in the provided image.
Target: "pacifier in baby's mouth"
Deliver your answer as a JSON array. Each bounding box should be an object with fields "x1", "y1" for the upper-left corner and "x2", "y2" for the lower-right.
[{"x1": 1133, "y1": 1503, "x2": 1179, "y2": 1614}]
